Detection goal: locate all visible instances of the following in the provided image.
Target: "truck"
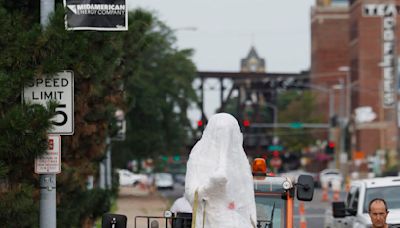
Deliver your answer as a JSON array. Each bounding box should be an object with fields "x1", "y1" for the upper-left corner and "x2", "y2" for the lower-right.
[
  {"x1": 251, "y1": 158, "x2": 314, "y2": 228},
  {"x1": 102, "y1": 158, "x2": 315, "y2": 228},
  {"x1": 325, "y1": 176, "x2": 400, "y2": 228}
]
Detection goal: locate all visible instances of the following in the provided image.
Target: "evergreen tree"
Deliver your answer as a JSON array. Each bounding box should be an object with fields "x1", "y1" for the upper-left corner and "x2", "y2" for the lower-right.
[{"x1": 0, "y1": 1, "x2": 198, "y2": 226}]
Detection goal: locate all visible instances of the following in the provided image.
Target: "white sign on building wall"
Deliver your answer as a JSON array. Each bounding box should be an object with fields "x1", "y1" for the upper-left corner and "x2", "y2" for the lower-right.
[
  {"x1": 23, "y1": 71, "x2": 74, "y2": 135},
  {"x1": 364, "y1": 4, "x2": 397, "y2": 108}
]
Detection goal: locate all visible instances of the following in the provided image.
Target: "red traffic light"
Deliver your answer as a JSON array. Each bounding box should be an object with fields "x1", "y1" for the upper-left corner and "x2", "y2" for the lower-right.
[
  {"x1": 197, "y1": 120, "x2": 203, "y2": 127},
  {"x1": 243, "y1": 119, "x2": 250, "y2": 127},
  {"x1": 325, "y1": 141, "x2": 335, "y2": 155}
]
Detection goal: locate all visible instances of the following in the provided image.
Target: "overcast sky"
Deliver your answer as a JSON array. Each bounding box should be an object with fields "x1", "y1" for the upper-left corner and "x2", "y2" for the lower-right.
[
  {"x1": 127, "y1": 0, "x2": 316, "y2": 121},
  {"x1": 128, "y1": 0, "x2": 315, "y2": 73}
]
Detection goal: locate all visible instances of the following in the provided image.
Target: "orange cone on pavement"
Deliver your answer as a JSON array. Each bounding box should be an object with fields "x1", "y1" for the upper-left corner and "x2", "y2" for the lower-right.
[
  {"x1": 299, "y1": 201, "x2": 307, "y2": 228},
  {"x1": 332, "y1": 179, "x2": 341, "y2": 201},
  {"x1": 333, "y1": 190, "x2": 340, "y2": 201},
  {"x1": 345, "y1": 177, "x2": 351, "y2": 193},
  {"x1": 321, "y1": 181, "x2": 329, "y2": 202},
  {"x1": 322, "y1": 187, "x2": 329, "y2": 202}
]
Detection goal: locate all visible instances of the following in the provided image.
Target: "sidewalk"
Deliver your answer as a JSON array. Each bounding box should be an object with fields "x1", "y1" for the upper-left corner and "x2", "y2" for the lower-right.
[{"x1": 115, "y1": 186, "x2": 169, "y2": 228}]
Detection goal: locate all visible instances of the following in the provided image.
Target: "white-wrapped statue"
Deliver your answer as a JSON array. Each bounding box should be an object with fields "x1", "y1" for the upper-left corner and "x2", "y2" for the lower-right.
[{"x1": 184, "y1": 113, "x2": 257, "y2": 228}]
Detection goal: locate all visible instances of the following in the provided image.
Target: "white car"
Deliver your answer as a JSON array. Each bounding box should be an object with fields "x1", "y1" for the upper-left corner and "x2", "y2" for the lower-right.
[
  {"x1": 155, "y1": 173, "x2": 174, "y2": 189},
  {"x1": 319, "y1": 168, "x2": 343, "y2": 187},
  {"x1": 325, "y1": 176, "x2": 400, "y2": 228},
  {"x1": 117, "y1": 169, "x2": 147, "y2": 186}
]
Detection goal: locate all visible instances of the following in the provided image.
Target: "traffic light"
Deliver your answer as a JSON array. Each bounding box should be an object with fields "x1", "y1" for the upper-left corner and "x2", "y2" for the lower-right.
[
  {"x1": 325, "y1": 141, "x2": 335, "y2": 154},
  {"x1": 197, "y1": 120, "x2": 203, "y2": 127},
  {"x1": 330, "y1": 115, "x2": 338, "y2": 127},
  {"x1": 243, "y1": 119, "x2": 250, "y2": 127}
]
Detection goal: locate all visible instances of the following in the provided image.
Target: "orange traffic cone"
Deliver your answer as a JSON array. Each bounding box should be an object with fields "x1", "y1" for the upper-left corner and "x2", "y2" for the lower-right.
[
  {"x1": 322, "y1": 187, "x2": 329, "y2": 202},
  {"x1": 299, "y1": 202, "x2": 307, "y2": 228},
  {"x1": 139, "y1": 182, "x2": 146, "y2": 190},
  {"x1": 333, "y1": 190, "x2": 340, "y2": 201},
  {"x1": 345, "y1": 177, "x2": 351, "y2": 193}
]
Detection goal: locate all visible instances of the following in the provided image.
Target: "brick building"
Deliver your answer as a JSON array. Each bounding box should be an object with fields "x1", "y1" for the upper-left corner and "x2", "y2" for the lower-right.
[{"x1": 311, "y1": 0, "x2": 400, "y2": 170}]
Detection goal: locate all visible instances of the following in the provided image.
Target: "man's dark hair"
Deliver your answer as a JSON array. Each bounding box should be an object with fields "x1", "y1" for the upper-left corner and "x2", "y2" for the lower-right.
[{"x1": 368, "y1": 198, "x2": 388, "y2": 212}]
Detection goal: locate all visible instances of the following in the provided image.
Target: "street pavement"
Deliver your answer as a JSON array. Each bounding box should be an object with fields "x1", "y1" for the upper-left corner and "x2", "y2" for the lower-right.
[
  {"x1": 293, "y1": 188, "x2": 347, "y2": 227},
  {"x1": 114, "y1": 184, "x2": 346, "y2": 228},
  {"x1": 115, "y1": 186, "x2": 169, "y2": 228}
]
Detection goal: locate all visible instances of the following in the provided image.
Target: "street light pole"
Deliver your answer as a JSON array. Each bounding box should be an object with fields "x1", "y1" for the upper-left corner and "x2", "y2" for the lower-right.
[
  {"x1": 301, "y1": 83, "x2": 335, "y2": 119},
  {"x1": 338, "y1": 66, "x2": 351, "y2": 125},
  {"x1": 338, "y1": 78, "x2": 346, "y2": 170},
  {"x1": 265, "y1": 102, "x2": 278, "y2": 126},
  {"x1": 265, "y1": 102, "x2": 278, "y2": 138}
]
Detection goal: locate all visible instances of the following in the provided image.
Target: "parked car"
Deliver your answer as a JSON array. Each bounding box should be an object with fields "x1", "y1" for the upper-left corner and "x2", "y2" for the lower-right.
[
  {"x1": 174, "y1": 173, "x2": 186, "y2": 185},
  {"x1": 155, "y1": 173, "x2": 174, "y2": 189},
  {"x1": 324, "y1": 176, "x2": 400, "y2": 228},
  {"x1": 117, "y1": 169, "x2": 147, "y2": 187},
  {"x1": 319, "y1": 168, "x2": 343, "y2": 188}
]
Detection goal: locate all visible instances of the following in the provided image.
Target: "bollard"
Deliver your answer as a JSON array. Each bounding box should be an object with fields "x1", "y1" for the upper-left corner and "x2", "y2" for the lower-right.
[{"x1": 299, "y1": 202, "x2": 307, "y2": 228}]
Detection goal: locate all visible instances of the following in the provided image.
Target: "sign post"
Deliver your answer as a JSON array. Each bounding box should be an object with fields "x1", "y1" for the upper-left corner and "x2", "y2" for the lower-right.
[{"x1": 23, "y1": 71, "x2": 74, "y2": 228}]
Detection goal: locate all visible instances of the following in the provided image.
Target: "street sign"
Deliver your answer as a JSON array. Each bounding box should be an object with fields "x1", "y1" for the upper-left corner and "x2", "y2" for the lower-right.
[
  {"x1": 23, "y1": 71, "x2": 74, "y2": 135},
  {"x1": 35, "y1": 135, "x2": 61, "y2": 174},
  {"x1": 289, "y1": 122, "x2": 303, "y2": 129},
  {"x1": 268, "y1": 145, "x2": 283, "y2": 151}
]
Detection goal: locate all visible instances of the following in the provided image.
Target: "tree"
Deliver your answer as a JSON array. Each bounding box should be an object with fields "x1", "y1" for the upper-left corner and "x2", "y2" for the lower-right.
[
  {"x1": 0, "y1": 2, "x2": 197, "y2": 226},
  {"x1": 112, "y1": 11, "x2": 198, "y2": 168},
  {"x1": 276, "y1": 90, "x2": 323, "y2": 152},
  {"x1": 0, "y1": 1, "x2": 58, "y2": 226}
]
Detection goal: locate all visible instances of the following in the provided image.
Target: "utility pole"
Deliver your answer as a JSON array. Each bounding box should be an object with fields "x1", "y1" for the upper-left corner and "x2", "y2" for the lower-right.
[
  {"x1": 40, "y1": 1, "x2": 56, "y2": 228},
  {"x1": 338, "y1": 78, "x2": 346, "y2": 170},
  {"x1": 338, "y1": 66, "x2": 351, "y2": 176}
]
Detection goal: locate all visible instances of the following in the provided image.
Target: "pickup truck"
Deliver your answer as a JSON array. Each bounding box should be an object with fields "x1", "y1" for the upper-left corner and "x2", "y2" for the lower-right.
[
  {"x1": 325, "y1": 176, "x2": 400, "y2": 228},
  {"x1": 102, "y1": 158, "x2": 315, "y2": 228}
]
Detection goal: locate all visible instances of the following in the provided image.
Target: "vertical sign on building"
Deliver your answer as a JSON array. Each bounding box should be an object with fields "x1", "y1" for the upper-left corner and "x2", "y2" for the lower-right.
[
  {"x1": 23, "y1": 71, "x2": 74, "y2": 135},
  {"x1": 35, "y1": 135, "x2": 61, "y2": 174},
  {"x1": 364, "y1": 4, "x2": 397, "y2": 108}
]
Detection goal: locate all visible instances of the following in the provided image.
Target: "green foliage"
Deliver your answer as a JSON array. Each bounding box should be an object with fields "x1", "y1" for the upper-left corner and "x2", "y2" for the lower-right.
[
  {"x1": 112, "y1": 11, "x2": 198, "y2": 165},
  {"x1": 0, "y1": 184, "x2": 39, "y2": 227},
  {"x1": 0, "y1": 2, "x2": 197, "y2": 227},
  {"x1": 277, "y1": 90, "x2": 323, "y2": 152},
  {"x1": 58, "y1": 188, "x2": 112, "y2": 228}
]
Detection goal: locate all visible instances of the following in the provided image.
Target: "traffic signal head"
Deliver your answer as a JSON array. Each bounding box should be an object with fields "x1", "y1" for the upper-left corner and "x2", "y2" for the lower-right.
[
  {"x1": 243, "y1": 119, "x2": 250, "y2": 127},
  {"x1": 325, "y1": 141, "x2": 335, "y2": 154},
  {"x1": 330, "y1": 115, "x2": 338, "y2": 127},
  {"x1": 197, "y1": 120, "x2": 203, "y2": 127}
]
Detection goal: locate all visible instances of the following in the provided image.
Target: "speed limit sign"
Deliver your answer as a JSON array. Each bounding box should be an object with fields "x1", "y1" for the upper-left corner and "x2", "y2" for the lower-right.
[{"x1": 23, "y1": 71, "x2": 74, "y2": 135}]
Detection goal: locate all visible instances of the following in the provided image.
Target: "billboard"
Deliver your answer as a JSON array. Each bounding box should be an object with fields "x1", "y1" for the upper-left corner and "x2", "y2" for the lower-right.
[{"x1": 64, "y1": 0, "x2": 128, "y2": 31}]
